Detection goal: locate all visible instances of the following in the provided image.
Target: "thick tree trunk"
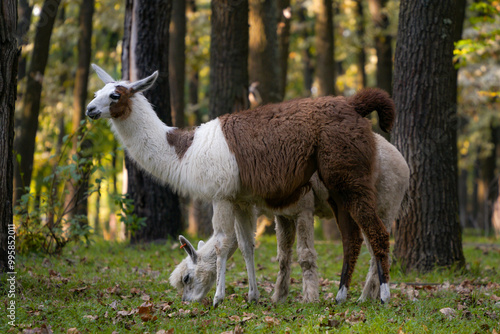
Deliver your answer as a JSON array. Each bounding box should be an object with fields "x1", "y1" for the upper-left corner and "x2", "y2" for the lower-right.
[
  {"x1": 314, "y1": 0, "x2": 335, "y2": 96},
  {"x1": 277, "y1": 0, "x2": 291, "y2": 100},
  {"x1": 169, "y1": 0, "x2": 186, "y2": 128},
  {"x1": 249, "y1": 0, "x2": 280, "y2": 104},
  {"x1": 0, "y1": 0, "x2": 18, "y2": 273},
  {"x1": 209, "y1": 0, "x2": 249, "y2": 119},
  {"x1": 13, "y1": 0, "x2": 61, "y2": 204},
  {"x1": 122, "y1": 0, "x2": 182, "y2": 243},
  {"x1": 392, "y1": 0, "x2": 465, "y2": 272},
  {"x1": 367, "y1": 0, "x2": 392, "y2": 95}
]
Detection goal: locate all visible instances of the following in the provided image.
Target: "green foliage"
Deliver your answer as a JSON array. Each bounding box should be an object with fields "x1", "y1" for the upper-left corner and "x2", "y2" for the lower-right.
[
  {"x1": 111, "y1": 193, "x2": 147, "y2": 237},
  {"x1": 13, "y1": 122, "x2": 102, "y2": 255},
  {"x1": 2, "y1": 235, "x2": 499, "y2": 333}
]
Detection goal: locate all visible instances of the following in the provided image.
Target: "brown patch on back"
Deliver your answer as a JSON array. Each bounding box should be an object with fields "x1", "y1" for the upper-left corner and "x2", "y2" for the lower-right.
[
  {"x1": 166, "y1": 128, "x2": 195, "y2": 159},
  {"x1": 110, "y1": 86, "x2": 134, "y2": 119},
  {"x1": 219, "y1": 95, "x2": 375, "y2": 209}
]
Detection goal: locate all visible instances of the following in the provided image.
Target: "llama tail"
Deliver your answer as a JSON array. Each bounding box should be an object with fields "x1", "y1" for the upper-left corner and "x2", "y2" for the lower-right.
[{"x1": 348, "y1": 88, "x2": 395, "y2": 133}]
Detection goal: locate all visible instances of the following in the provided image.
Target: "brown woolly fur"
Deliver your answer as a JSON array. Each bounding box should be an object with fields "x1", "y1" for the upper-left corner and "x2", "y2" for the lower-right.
[
  {"x1": 347, "y1": 88, "x2": 395, "y2": 132},
  {"x1": 219, "y1": 94, "x2": 376, "y2": 209},
  {"x1": 166, "y1": 128, "x2": 195, "y2": 159},
  {"x1": 110, "y1": 85, "x2": 134, "y2": 119}
]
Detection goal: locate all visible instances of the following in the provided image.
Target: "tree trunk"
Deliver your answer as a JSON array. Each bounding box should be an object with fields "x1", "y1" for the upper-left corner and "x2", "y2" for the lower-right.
[
  {"x1": 367, "y1": 0, "x2": 392, "y2": 95},
  {"x1": 298, "y1": 5, "x2": 313, "y2": 96},
  {"x1": 16, "y1": 0, "x2": 32, "y2": 82},
  {"x1": 13, "y1": 0, "x2": 61, "y2": 204},
  {"x1": 392, "y1": 0, "x2": 465, "y2": 272},
  {"x1": 314, "y1": 0, "x2": 335, "y2": 96},
  {"x1": 0, "y1": 0, "x2": 18, "y2": 273},
  {"x1": 122, "y1": 0, "x2": 182, "y2": 243},
  {"x1": 209, "y1": 0, "x2": 249, "y2": 119},
  {"x1": 277, "y1": 0, "x2": 291, "y2": 100},
  {"x1": 249, "y1": 0, "x2": 280, "y2": 104},
  {"x1": 355, "y1": 0, "x2": 366, "y2": 89},
  {"x1": 169, "y1": 0, "x2": 186, "y2": 128},
  {"x1": 66, "y1": 0, "x2": 95, "y2": 221}
]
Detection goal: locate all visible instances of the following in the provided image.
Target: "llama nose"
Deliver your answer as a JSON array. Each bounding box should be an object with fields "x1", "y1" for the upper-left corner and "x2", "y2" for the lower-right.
[{"x1": 86, "y1": 106, "x2": 100, "y2": 119}]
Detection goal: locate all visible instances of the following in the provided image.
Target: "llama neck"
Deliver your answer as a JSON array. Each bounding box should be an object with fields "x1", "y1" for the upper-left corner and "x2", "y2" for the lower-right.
[{"x1": 109, "y1": 95, "x2": 181, "y2": 187}]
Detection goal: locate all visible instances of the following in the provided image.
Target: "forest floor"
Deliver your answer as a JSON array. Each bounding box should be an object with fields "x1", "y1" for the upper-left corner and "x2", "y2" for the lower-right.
[{"x1": 2, "y1": 233, "x2": 500, "y2": 333}]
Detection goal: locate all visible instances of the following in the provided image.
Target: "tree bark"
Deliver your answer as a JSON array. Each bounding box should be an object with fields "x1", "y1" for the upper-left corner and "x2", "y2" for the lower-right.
[
  {"x1": 209, "y1": 0, "x2": 249, "y2": 119},
  {"x1": 249, "y1": 0, "x2": 280, "y2": 104},
  {"x1": 16, "y1": 0, "x2": 32, "y2": 82},
  {"x1": 314, "y1": 0, "x2": 335, "y2": 96},
  {"x1": 0, "y1": 0, "x2": 18, "y2": 273},
  {"x1": 122, "y1": 0, "x2": 182, "y2": 243},
  {"x1": 392, "y1": 0, "x2": 465, "y2": 272},
  {"x1": 298, "y1": 5, "x2": 313, "y2": 96},
  {"x1": 355, "y1": 0, "x2": 366, "y2": 89},
  {"x1": 277, "y1": 0, "x2": 291, "y2": 100},
  {"x1": 367, "y1": 0, "x2": 392, "y2": 94},
  {"x1": 13, "y1": 0, "x2": 61, "y2": 204},
  {"x1": 169, "y1": 0, "x2": 186, "y2": 128}
]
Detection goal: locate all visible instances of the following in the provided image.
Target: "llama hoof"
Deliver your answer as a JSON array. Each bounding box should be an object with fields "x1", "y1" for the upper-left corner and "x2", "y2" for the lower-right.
[
  {"x1": 357, "y1": 294, "x2": 367, "y2": 303},
  {"x1": 213, "y1": 295, "x2": 224, "y2": 308},
  {"x1": 380, "y1": 283, "x2": 390, "y2": 304},
  {"x1": 302, "y1": 290, "x2": 319, "y2": 303},
  {"x1": 335, "y1": 285, "x2": 348, "y2": 304},
  {"x1": 248, "y1": 290, "x2": 260, "y2": 303}
]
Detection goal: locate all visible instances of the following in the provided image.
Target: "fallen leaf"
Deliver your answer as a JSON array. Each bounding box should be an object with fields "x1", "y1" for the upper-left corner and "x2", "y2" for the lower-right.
[
  {"x1": 346, "y1": 310, "x2": 365, "y2": 325},
  {"x1": 66, "y1": 328, "x2": 80, "y2": 334},
  {"x1": 141, "y1": 314, "x2": 158, "y2": 322},
  {"x1": 69, "y1": 286, "x2": 87, "y2": 293},
  {"x1": 109, "y1": 300, "x2": 119, "y2": 310},
  {"x1": 440, "y1": 307, "x2": 457, "y2": 320},
  {"x1": 141, "y1": 294, "x2": 151, "y2": 301},
  {"x1": 229, "y1": 315, "x2": 241, "y2": 322},
  {"x1": 156, "y1": 330, "x2": 174, "y2": 334},
  {"x1": 130, "y1": 287, "x2": 141, "y2": 295},
  {"x1": 264, "y1": 316, "x2": 280, "y2": 326},
  {"x1": 83, "y1": 315, "x2": 98, "y2": 321}
]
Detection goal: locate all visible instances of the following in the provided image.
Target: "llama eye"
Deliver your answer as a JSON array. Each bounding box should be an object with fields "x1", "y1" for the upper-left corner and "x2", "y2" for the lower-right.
[
  {"x1": 110, "y1": 93, "x2": 121, "y2": 100},
  {"x1": 183, "y1": 274, "x2": 190, "y2": 284}
]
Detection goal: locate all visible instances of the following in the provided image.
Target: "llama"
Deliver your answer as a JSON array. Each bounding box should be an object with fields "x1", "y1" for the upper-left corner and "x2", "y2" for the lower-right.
[
  {"x1": 170, "y1": 133, "x2": 409, "y2": 303},
  {"x1": 86, "y1": 64, "x2": 395, "y2": 306}
]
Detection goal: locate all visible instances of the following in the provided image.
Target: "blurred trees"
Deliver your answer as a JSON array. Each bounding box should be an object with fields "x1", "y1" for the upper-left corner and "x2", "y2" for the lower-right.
[
  {"x1": 392, "y1": 0, "x2": 466, "y2": 271},
  {"x1": 9, "y1": 0, "x2": 500, "y2": 251},
  {"x1": 1, "y1": 0, "x2": 18, "y2": 271}
]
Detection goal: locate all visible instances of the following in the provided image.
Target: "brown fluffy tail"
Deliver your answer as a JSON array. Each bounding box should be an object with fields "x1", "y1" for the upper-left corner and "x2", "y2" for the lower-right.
[{"x1": 348, "y1": 88, "x2": 395, "y2": 133}]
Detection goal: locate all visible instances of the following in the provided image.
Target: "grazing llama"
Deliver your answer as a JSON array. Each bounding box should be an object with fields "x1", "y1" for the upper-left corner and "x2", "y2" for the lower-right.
[
  {"x1": 86, "y1": 64, "x2": 395, "y2": 306},
  {"x1": 171, "y1": 133, "x2": 409, "y2": 303}
]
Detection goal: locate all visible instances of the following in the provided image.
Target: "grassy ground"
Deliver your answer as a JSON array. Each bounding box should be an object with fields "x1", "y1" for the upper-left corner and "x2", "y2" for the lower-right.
[{"x1": 1, "y1": 234, "x2": 500, "y2": 333}]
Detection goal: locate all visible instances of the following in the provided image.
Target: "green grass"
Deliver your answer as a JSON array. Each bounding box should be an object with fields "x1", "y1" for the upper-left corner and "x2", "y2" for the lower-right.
[{"x1": 1, "y1": 235, "x2": 500, "y2": 333}]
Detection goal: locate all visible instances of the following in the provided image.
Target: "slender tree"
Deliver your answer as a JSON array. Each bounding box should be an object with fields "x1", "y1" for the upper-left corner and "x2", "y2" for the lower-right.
[
  {"x1": 209, "y1": 0, "x2": 249, "y2": 118},
  {"x1": 277, "y1": 0, "x2": 291, "y2": 99},
  {"x1": 392, "y1": 0, "x2": 465, "y2": 272},
  {"x1": 249, "y1": 0, "x2": 280, "y2": 104},
  {"x1": 67, "y1": 0, "x2": 95, "y2": 220},
  {"x1": 314, "y1": 0, "x2": 335, "y2": 96},
  {"x1": 0, "y1": 0, "x2": 18, "y2": 272},
  {"x1": 14, "y1": 0, "x2": 61, "y2": 203},
  {"x1": 355, "y1": 0, "x2": 367, "y2": 89},
  {"x1": 367, "y1": 0, "x2": 392, "y2": 94},
  {"x1": 16, "y1": 0, "x2": 32, "y2": 81},
  {"x1": 169, "y1": 0, "x2": 186, "y2": 128},
  {"x1": 122, "y1": 0, "x2": 182, "y2": 243}
]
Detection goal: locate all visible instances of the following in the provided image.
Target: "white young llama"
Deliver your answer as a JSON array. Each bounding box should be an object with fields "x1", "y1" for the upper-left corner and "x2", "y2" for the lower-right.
[
  {"x1": 86, "y1": 64, "x2": 395, "y2": 306},
  {"x1": 170, "y1": 133, "x2": 409, "y2": 303}
]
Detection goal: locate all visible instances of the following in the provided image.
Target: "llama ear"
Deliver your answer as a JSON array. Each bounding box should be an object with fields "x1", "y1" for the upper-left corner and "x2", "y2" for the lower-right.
[
  {"x1": 197, "y1": 240, "x2": 205, "y2": 250},
  {"x1": 92, "y1": 64, "x2": 115, "y2": 84},
  {"x1": 129, "y1": 71, "x2": 159, "y2": 93},
  {"x1": 179, "y1": 235, "x2": 198, "y2": 264}
]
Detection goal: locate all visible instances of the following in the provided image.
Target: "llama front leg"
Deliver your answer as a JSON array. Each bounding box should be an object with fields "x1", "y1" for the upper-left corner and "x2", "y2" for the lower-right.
[
  {"x1": 273, "y1": 215, "x2": 296, "y2": 303},
  {"x1": 212, "y1": 200, "x2": 236, "y2": 308},
  {"x1": 296, "y1": 209, "x2": 319, "y2": 302},
  {"x1": 233, "y1": 205, "x2": 260, "y2": 303}
]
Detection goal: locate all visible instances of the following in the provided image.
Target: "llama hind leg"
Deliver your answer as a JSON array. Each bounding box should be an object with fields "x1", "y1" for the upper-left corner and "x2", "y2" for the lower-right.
[
  {"x1": 358, "y1": 236, "x2": 380, "y2": 302},
  {"x1": 212, "y1": 200, "x2": 237, "y2": 308},
  {"x1": 343, "y1": 192, "x2": 391, "y2": 304},
  {"x1": 234, "y1": 205, "x2": 260, "y2": 303},
  {"x1": 273, "y1": 215, "x2": 296, "y2": 303},
  {"x1": 328, "y1": 197, "x2": 364, "y2": 303},
  {"x1": 296, "y1": 210, "x2": 319, "y2": 303}
]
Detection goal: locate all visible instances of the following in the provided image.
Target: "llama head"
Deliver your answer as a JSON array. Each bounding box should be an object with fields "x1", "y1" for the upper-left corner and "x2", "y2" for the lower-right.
[
  {"x1": 86, "y1": 64, "x2": 158, "y2": 120},
  {"x1": 169, "y1": 235, "x2": 216, "y2": 302}
]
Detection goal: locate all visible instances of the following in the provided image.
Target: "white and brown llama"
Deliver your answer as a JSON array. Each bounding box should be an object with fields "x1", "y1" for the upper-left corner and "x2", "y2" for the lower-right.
[
  {"x1": 171, "y1": 133, "x2": 409, "y2": 303},
  {"x1": 86, "y1": 64, "x2": 395, "y2": 306}
]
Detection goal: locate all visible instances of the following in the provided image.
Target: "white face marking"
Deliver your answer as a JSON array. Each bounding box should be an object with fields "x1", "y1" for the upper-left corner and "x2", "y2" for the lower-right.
[{"x1": 86, "y1": 83, "x2": 124, "y2": 120}]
